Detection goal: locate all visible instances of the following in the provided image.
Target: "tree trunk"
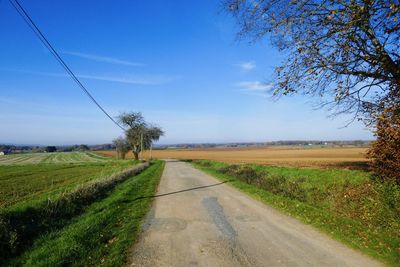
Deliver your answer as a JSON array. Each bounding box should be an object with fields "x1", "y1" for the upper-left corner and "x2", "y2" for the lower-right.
[{"x1": 133, "y1": 151, "x2": 139, "y2": 160}]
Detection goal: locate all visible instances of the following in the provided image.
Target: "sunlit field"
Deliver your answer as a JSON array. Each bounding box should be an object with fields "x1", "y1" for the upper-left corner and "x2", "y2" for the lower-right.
[
  {"x1": 0, "y1": 152, "x2": 133, "y2": 208},
  {"x1": 0, "y1": 151, "x2": 164, "y2": 266},
  {"x1": 99, "y1": 146, "x2": 368, "y2": 169},
  {"x1": 0, "y1": 151, "x2": 110, "y2": 165}
]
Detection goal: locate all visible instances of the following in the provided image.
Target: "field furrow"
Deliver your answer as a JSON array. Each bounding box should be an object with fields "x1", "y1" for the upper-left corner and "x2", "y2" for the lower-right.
[{"x1": 0, "y1": 152, "x2": 112, "y2": 165}]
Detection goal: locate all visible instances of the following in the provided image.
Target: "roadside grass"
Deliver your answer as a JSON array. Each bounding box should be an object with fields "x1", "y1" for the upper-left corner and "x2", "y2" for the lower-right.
[
  {"x1": 0, "y1": 160, "x2": 135, "y2": 208},
  {"x1": 191, "y1": 160, "x2": 400, "y2": 266},
  {"x1": 9, "y1": 161, "x2": 164, "y2": 267}
]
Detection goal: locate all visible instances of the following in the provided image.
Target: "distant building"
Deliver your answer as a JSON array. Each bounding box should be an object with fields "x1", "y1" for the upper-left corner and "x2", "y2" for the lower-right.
[{"x1": 0, "y1": 149, "x2": 11, "y2": 155}]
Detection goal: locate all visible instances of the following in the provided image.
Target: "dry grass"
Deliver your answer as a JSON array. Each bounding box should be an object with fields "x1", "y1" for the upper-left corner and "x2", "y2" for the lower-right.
[{"x1": 98, "y1": 146, "x2": 369, "y2": 169}]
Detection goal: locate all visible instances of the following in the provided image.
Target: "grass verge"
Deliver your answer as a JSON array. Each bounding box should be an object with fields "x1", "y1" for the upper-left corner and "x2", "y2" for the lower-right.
[
  {"x1": 8, "y1": 160, "x2": 164, "y2": 267},
  {"x1": 191, "y1": 160, "x2": 400, "y2": 266},
  {"x1": 0, "y1": 162, "x2": 147, "y2": 265}
]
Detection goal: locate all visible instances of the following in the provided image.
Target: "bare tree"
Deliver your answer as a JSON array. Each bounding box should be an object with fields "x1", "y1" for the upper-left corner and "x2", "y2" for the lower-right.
[
  {"x1": 112, "y1": 136, "x2": 131, "y2": 159},
  {"x1": 224, "y1": 0, "x2": 400, "y2": 122},
  {"x1": 118, "y1": 112, "x2": 164, "y2": 160}
]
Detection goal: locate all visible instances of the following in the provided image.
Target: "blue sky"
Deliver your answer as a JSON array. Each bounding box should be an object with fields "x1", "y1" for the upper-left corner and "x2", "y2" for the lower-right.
[{"x1": 0, "y1": 0, "x2": 372, "y2": 145}]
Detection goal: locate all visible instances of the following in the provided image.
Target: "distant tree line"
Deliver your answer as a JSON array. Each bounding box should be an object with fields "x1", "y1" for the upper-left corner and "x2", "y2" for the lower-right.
[
  {"x1": 59, "y1": 144, "x2": 90, "y2": 152},
  {"x1": 0, "y1": 145, "x2": 32, "y2": 153},
  {"x1": 155, "y1": 140, "x2": 371, "y2": 150},
  {"x1": 0, "y1": 144, "x2": 94, "y2": 154}
]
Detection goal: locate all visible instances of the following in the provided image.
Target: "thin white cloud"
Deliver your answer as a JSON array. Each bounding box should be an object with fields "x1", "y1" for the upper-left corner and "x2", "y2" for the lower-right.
[
  {"x1": 235, "y1": 81, "x2": 273, "y2": 97},
  {"x1": 235, "y1": 61, "x2": 256, "y2": 71},
  {"x1": 76, "y1": 74, "x2": 181, "y2": 85},
  {"x1": 2, "y1": 69, "x2": 180, "y2": 86},
  {"x1": 63, "y1": 51, "x2": 144, "y2": 66},
  {"x1": 235, "y1": 81, "x2": 272, "y2": 91}
]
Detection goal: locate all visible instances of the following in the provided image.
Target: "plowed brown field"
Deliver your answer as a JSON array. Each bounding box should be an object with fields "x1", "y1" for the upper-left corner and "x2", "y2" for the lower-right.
[{"x1": 98, "y1": 147, "x2": 369, "y2": 169}]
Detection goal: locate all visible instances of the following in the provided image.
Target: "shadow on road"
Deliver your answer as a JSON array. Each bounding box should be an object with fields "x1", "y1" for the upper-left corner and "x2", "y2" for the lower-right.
[{"x1": 133, "y1": 181, "x2": 230, "y2": 201}]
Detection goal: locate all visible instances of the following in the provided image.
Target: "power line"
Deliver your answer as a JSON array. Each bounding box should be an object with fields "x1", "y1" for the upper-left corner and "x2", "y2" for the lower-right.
[{"x1": 8, "y1": 0, "x2": 125, "y2": 131}]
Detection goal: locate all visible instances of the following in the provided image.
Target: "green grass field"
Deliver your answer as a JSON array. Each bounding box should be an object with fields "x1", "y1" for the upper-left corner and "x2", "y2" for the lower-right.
[
  {"x1": 192, "y1": 160, "x2": 400, "y2": 266},
  {"x1": 0, "y1": 152, "x2": 111, "y2": 165},
  {"x1": 0, "y1": 152, "x2": 163, "y2": 266},
  {"x1": 0, "y1": 153, "x2": 133, "y2": 209},
  {"x1": 8, "y1": 161, "x2": 164, "y2": 267}
]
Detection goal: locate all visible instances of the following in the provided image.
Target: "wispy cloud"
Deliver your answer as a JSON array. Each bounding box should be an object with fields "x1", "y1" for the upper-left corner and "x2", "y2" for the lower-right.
[
  {"x1": 235, "y1": 61, "x2": 256, "y2": 71},
  {"x1": 235, "y1": 81, "x2": 273, "y2": 97},
  {"x1": 63, "y1": 51, "x2": 144, "y2": 66},
  {"x1": 76, "y1": 74, "x2": 181, "y2": 85},
  {"x1": 1, "y1": 68, "x2": 180, "y2": 86}
]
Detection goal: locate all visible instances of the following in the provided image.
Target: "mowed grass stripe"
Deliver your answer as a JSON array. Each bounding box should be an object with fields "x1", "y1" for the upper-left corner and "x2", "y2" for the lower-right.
[
  {"x1": 70, "y1": 152, "x2": 90, "y2": 162},
  {"x1": 0, "y1": 155, "x2": 29, "y2": 165},
  {"x1": 0, "y1": 152, "x2": 112, "y2": 165},
  {"x1": 0, "y1": 153, "x2": 49, "y2": 165},
  {"x1": 20, "y1": 154, "x2": 48, "y2": 164},
  {"x1": 52, "y1": 153, "x2": 64, "y2": 163},
  {"x1": 77, "y1": 152, "x2": 98, "y2": 162},
  {"x1": 86, "y1": 152, "x2": 111, "y2": 161}
]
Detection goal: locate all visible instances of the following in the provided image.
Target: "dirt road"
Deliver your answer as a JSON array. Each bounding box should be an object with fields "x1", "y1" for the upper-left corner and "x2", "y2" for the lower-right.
[{"x1": 129, "y1": 160, "x2": 381, "y2": 267}]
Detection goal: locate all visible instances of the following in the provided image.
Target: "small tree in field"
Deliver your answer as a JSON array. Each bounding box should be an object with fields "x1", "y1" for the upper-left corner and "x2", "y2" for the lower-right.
[
  {"x1": 118, "y1": 112, "x2": 164, "y2": 160},
  {"x1": 112, "y1": 137, "x2": 131, "y2": 159}
]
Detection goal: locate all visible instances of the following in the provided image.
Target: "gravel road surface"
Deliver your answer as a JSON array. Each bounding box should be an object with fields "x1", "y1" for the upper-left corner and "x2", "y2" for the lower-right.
[{"x1": 129, "y1": 160, "x2": 382, "y2": 267}]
